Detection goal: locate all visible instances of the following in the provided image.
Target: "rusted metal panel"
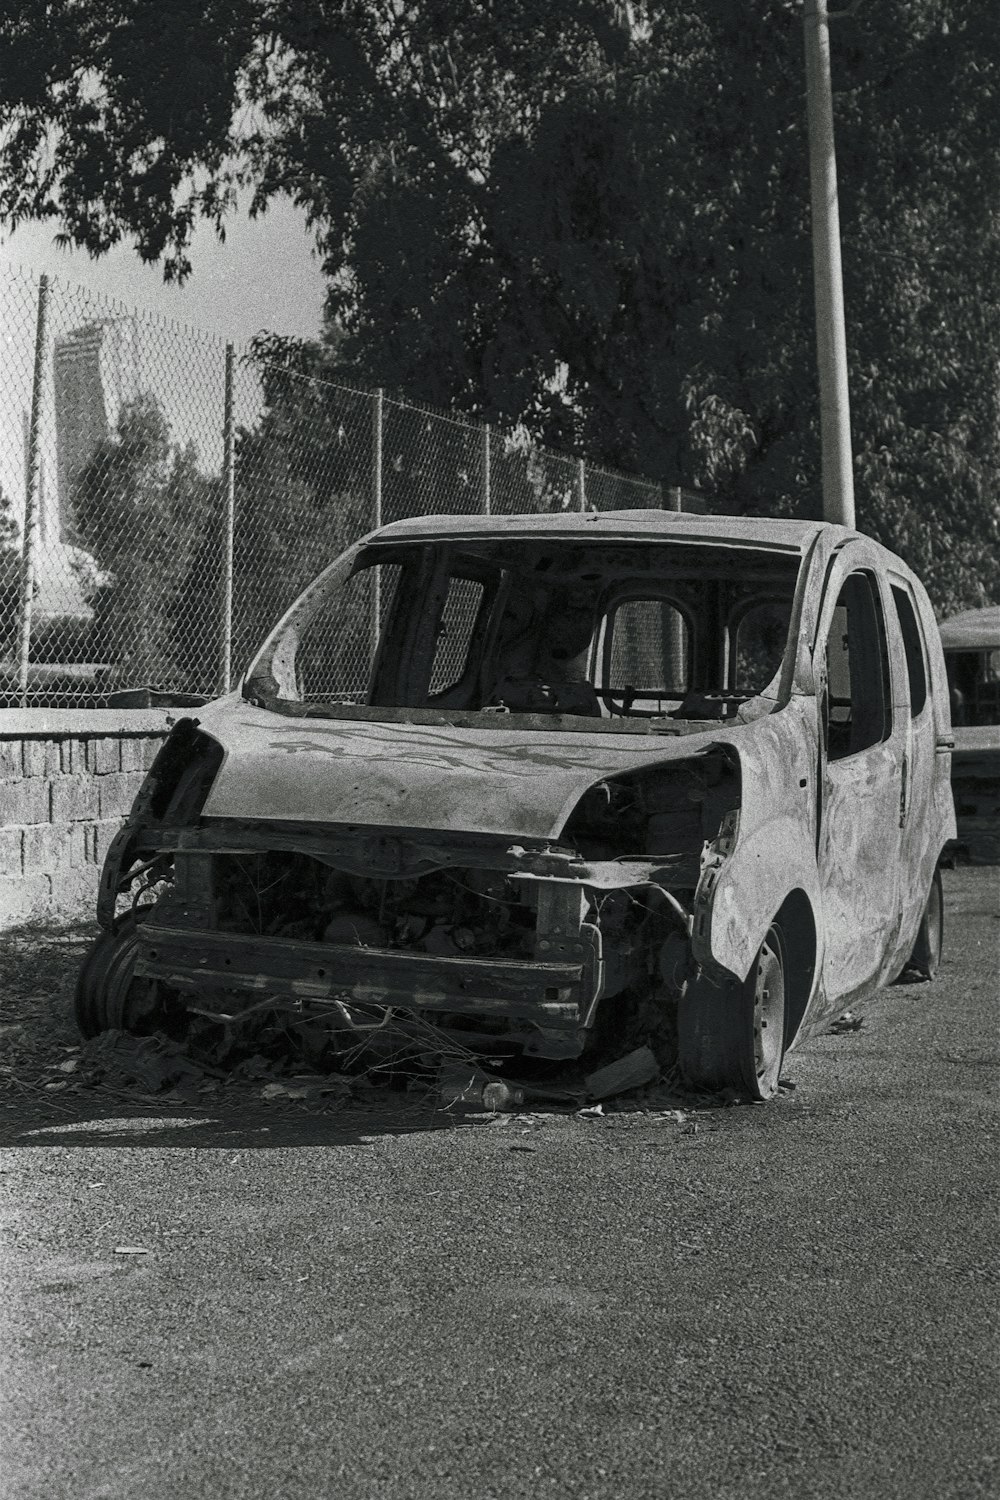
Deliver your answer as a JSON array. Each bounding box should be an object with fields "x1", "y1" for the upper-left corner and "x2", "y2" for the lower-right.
[
  {"x1": 136, "y1": 924, "x2": 587, "y2": 1024},
  {"x1": 368, "y1": 510, "x2": 825, "y2": 550},
  {"x1": 198, "y1": 701, "x2": 744, "y2": 838}
]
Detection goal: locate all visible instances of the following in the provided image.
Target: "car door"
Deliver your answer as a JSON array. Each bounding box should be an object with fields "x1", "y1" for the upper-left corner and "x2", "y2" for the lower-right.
[
  {"x1": 885, "y1": 572, "x2": 940, "y2": 953},
  {"x1": 813, "y1": 548, "x2": 907, "y2": 1003}
]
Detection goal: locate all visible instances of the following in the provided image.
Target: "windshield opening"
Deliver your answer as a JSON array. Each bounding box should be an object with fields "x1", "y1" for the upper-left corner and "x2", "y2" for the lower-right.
[{"x1": 245, "y1": 537, "x2": 802, "y2": 726}]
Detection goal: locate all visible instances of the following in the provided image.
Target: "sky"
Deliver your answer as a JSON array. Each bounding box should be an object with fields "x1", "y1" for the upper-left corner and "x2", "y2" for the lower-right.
[
  {"x1": 0, "y1": 195, "x2": 328, "y2": 345},
  {"x1": 0, "y1": 199, "x2": 328, "y2": 521}
]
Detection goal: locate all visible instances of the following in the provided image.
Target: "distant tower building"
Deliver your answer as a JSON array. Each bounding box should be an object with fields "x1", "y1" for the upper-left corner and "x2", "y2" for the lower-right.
[
  {"x1": 53, "y1": 317, "x2": 139, "y2": 536},
  {"x1": 23, "y1": 317, "x2": 137, "y2": 625}
]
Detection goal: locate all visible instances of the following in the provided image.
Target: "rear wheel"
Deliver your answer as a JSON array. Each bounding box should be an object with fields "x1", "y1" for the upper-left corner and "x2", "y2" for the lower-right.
[
  {"x1": 906, "y1": 868, "x2": 944, "y2": 981},
  {"x1": 678, "y1": 925, "x2": 787, "y2": 1101}
]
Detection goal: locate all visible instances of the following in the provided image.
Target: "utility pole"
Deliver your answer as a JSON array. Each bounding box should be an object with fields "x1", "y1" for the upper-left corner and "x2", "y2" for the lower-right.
[{"x1": 804, "y1": 0, "x2": 856, "y2": 528}]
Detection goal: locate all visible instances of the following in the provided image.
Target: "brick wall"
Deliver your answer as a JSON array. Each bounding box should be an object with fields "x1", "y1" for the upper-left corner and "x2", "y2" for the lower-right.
[{"x1": 1, "y1": 710, "x2": 175, "y2": 929}]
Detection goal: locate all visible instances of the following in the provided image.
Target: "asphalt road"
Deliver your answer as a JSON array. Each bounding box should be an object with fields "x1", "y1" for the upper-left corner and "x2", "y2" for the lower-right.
[{"x1": 2, "y1": 866, "x2": 998, "y2": 1500}]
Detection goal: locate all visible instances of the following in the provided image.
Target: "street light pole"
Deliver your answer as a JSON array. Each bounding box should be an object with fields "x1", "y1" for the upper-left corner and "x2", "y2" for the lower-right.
[{"x1": 804, "y1": 0, "x2": 856, "y2": 528}]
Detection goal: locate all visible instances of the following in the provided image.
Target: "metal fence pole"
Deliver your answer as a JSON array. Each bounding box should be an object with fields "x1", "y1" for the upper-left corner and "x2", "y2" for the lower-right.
[
  {"x1": 804, "y1": 0, "x2": 855, "y2": 527},
  {"x1": 371, "y1": 387, "x2": 383, "y2": 658},
  {"x1": 17, "y1": 273, "x2": 49, "y2": 708},
  {"x1": 660, "y1": 485, "x2": 685, "y2": 688},
  {"x1": 483, "y1": 423, "x2": 491, "y2": 516},
  {"x1": 220, "y1": 342, "x2": 236, "y2": 695},
  {"x1": 577, "y1": 457, "x2": 586, "y2": 512}
]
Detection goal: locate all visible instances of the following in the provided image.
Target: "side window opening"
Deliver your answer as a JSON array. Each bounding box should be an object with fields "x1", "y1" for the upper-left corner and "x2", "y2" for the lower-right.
[
  {"x1": 825, "y1": 571, "x2": 892, "y2": 761},
  {"x1": 293, "y1": 562, "x2": 403, "y2": 703},
  {"x1": 603, "y1": 598, "x2": 690, "y2": 715},
  {"x1": 428, "y1": 576, "x2": 486, "y2": 697},
  {"x1": 890, "y1": 584, "x2": 928, "y2": 718},
  {"x1": 729, "y1": 600, "x2": 792, "y2": 694},
  {"x1": 945, "y1": 648, "x2": 1000, "y2": 727}
]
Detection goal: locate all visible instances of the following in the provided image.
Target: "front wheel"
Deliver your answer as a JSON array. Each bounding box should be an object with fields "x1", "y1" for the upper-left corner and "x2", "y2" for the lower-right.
[
  {"x1": 74, "y1": 913, "x2": 178, "y2": 1039},
  {"x1": 678, "y1": 925, "x2": 787, "y2": 1101}
]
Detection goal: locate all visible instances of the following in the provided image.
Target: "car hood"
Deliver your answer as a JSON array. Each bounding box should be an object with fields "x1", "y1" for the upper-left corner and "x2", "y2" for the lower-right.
[{"x1": 196, "y1": 699, "x2": 752, "y2": 840}]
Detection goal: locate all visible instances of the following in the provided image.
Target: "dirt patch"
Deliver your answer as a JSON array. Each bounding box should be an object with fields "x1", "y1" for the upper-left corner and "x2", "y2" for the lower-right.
[{"x1": 1, "y1": 923, "x2": 96, "y2": 1076}]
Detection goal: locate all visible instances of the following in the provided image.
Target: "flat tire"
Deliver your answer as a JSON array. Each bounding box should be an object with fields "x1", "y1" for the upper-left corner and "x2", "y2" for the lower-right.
[{"x1": 678, "y1": 924, "x2": 787, "y2": 1101}]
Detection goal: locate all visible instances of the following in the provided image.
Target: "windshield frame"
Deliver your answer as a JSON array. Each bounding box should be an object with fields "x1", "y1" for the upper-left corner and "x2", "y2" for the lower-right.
[{"x1": 242, "y1": 533, "x2": 807, "y2": 733}]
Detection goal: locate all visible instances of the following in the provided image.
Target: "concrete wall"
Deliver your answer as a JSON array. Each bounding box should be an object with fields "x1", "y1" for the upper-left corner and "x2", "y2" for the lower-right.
[{"x1": 1, "y1": 710, "x2": 175, "y2": 929}]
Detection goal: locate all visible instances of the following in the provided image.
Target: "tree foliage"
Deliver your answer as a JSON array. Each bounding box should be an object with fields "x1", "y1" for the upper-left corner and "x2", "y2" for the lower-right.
[
  {"x1": 72, "y1": 394, "x2": 217, "y2": 688},
  {"x1": 0, "y1": 484, "x2": 22, "y2": 651},
  {"x1": 3, "y1": 0, "x2": 998, "y2": 611}
]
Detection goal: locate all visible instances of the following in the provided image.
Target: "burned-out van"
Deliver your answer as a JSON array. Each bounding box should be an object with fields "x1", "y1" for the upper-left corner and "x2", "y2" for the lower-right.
[{"x1": 77, "y1": 513, "x2": 955, "y2": 1099}]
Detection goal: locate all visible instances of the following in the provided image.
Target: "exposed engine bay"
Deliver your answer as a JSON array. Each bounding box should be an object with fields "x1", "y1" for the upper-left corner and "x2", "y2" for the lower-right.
[{"x1": 80, "y1": 714, "x2": 740, "y2": 1070}]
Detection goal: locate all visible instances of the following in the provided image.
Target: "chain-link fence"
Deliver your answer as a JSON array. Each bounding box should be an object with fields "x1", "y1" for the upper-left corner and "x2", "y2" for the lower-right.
[{"x1": 1, "y1": 264, "x2": 687, "y2": 708}]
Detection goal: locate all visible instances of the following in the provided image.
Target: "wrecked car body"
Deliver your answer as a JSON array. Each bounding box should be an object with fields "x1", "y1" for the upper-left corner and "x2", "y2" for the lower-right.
[{"x1": 77, "y1": 512, "x2": 956, "y2": 1099}]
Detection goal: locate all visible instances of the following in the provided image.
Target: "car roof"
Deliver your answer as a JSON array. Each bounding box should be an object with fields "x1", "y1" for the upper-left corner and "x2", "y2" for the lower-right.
[
  {"x1": 939, "y1": 604, "x2": 1000, "y2": 651},
  {"x1": 371, "y1": 510, "x2": 840, "y2": 555}
]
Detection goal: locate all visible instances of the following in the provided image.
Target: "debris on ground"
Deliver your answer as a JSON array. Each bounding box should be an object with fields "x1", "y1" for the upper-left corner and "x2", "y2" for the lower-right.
[
  {"x1": 584, "y1": 1045, "x2": 659, "y2": 1100},
  {"x1": 828, "y1": 1011, "x2": 865, "y2": 1034},
  {"x1": 436, "y1": 1047, "x2": 662, "y2": 1115},
  {"x1": 1, "y1": 923, "x2": 762, "y2": 1123}
]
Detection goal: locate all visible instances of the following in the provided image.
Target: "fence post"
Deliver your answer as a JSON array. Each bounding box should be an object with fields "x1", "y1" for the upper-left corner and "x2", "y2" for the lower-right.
[
  {"x1": 577, "y1": 457, "x2": 586, "y2": 512},
  {"x1": 371, "y1": 387, "x2": 384, "y2": 657},
  {"x1": 482, "y1": 424, "x2": 491, "y2": 516},
  {"x1": 220, "y1": 342, "x2": 235, "y2": 695},
  {"x1": 17, "y1": 273, "x2": 49, "y2": 708},
  {"x1": 660, "y1": 485, "x2": 685, "y2": 688}
]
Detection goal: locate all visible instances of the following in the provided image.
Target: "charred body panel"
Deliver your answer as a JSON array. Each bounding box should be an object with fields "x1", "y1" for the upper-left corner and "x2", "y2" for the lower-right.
[{"x1": 102, "y1": 733, "x2": 744, "y2": 1059}]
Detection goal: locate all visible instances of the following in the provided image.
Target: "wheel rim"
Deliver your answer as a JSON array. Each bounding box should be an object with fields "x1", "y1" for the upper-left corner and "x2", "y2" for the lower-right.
[
  {"x1": 74, "y1": 914, "x2": 164, "y2": 1037},
  {"x1": 751, "y1": 932, "x2": 786, "y2": 1093}
]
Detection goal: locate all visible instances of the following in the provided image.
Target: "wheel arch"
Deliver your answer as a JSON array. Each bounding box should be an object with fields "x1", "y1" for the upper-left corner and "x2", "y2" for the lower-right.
[{"x1": 773, "y1": 887, "x2": 819, "y2": 1049}]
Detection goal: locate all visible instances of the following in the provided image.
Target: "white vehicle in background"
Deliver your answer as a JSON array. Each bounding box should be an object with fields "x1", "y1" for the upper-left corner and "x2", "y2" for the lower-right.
[{"x1": 939, "y1": 604, "x2": 1000, "y2": 865}]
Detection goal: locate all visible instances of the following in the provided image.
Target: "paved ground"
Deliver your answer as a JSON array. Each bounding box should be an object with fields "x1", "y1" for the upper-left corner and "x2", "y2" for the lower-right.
[{"x1": 1, "y1": 866, "x2": 997, "y2": 1500}]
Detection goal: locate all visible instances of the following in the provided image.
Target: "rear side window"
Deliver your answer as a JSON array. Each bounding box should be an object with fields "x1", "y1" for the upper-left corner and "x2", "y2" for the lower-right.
[{"x1": 890, "y1": 585, "x2": 928, "y2": 717}]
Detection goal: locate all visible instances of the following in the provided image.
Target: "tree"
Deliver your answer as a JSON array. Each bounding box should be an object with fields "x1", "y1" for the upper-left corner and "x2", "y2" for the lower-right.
[
  {"x1": 229, "y1": 339, "x2": 374, "y2": 670},
  {"x1": 72, "y1": 394, "x2": 217, "y2": 689},
  {"x1": 3, "y1": 1, "x2": 998, "y2": 611},
  {"x1": 0, "y1": 484, "x2": 22, "y2": 653}
]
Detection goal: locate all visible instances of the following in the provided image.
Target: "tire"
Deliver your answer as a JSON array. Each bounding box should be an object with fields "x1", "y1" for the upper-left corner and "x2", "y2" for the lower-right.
[
  {"x1": 906, "y1": 867, "x2": 944, "y2": 981},
  {"x1": 678, "y1": 925, "x2": 787, "y2": 1101},
  {"x1": 74, "y1": 912, "x2": 164, "y2": 1039}
]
